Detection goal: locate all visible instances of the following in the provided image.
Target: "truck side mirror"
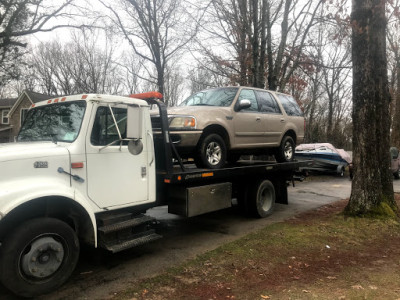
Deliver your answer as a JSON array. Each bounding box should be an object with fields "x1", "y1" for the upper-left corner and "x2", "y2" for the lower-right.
[{"x1": 126, "y1": 105, "x2": 142, "y2": 140}]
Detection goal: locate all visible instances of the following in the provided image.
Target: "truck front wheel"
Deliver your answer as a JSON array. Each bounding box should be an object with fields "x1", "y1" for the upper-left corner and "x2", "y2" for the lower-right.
[{"x1": 0, "y1": 218, "x2": 80, "y2": 297}]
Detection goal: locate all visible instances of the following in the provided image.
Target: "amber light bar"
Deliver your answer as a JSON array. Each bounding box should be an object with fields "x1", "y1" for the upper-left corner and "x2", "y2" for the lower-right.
[{"x1": 129, "y1": 91, "x2": 163, "y2": 100}]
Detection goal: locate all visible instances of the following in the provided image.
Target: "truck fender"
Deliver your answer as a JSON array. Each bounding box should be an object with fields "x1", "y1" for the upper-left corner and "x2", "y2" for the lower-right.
[{"x1": 0, "y1": 179, "x2": 98, "y2": 247}]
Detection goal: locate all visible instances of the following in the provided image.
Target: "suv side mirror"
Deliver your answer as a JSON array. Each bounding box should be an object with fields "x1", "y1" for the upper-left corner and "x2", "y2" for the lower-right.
[
  {"x1": 238, "y1": 99, "x2": 251, "y2": 110},
  {"x1": 126, "y1": 105, "x2": 142, "y2": 140}
]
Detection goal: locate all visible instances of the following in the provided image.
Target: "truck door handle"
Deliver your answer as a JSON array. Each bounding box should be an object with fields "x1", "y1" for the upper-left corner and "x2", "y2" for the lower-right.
[
  {"x1": 147, "y1": 131, "x2": 154, "y2": 166},
  {"x1": 57, "y1": 167, "x2": 85, "y2": 183},
  {"x1": 280, "y1": 118, "x2": 285, "y2": 123},
  {"x1": 256, "y1": 117, "x2": 261, "y2": 121}
]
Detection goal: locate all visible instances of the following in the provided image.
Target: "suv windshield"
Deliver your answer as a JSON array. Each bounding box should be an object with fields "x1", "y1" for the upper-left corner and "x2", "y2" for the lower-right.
[
  {"x1": 18, "y1": 101, "x2": 86, "y2": 142},
  {"x1": 179, "y1": 87, "x2": 238, "y2": 107}
]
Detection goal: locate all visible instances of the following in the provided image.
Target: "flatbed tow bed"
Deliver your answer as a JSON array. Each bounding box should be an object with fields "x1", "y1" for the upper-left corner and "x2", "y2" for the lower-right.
[
  {"x1": 156, "y1": 159, "x2": 309, "y2": 218},
  {"x1": 162, "y1": 160, "x2": 305, "y2": 184}
]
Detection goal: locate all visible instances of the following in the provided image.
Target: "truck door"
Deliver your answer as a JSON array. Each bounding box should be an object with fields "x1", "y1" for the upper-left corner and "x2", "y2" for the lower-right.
[{"x1": 85, "y1": 105, "x2": 149, "y2": 208}]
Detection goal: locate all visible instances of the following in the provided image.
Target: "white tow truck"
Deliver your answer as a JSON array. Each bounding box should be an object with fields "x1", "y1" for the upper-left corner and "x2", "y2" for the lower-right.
[{"x1": 0, "y1": 92, "x2": 305, "y2": 297}]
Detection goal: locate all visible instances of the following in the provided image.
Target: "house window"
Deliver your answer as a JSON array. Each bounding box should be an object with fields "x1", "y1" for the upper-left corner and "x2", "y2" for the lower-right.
[
  {"x1": 1, "y1": 109, "x2": 9, "y2": 124},
  {"x1": 20, "y1": 108, "x2": 29, "y2": 125}
]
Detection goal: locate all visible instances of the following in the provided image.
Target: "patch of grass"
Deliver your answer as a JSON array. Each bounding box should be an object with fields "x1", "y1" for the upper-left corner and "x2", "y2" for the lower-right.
[{"x1": 113, "y1": 201, "x2": 400, "y2": 300}]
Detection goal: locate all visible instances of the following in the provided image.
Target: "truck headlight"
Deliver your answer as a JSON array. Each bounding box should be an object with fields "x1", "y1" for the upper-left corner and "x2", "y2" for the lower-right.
[{"x1": 169, "y1": 116, "x2": 196, "y2": 129}]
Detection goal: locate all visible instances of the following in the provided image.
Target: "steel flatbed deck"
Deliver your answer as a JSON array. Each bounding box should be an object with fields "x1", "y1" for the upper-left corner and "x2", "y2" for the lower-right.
[{"x1": 159, "y1": 160, "x2": 310, "y2": 184}]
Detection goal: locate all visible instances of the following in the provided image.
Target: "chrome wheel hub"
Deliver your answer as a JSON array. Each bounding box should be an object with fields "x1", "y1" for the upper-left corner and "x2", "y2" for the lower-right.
[
  {"x1": 206, "y1": 142, "x2": 222, "y2": 165},
  {"x1": 284, "y1": 141, "x2": 293, "y2": 160}
]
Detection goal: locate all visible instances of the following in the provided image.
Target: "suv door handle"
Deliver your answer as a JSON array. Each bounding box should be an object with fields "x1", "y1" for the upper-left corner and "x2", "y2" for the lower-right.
[
  {"x1": 280, "y1": 118, "x2": 285, "y2": 123},
  {"x1": 256, "y1": 117, "x2": 261, "y2": 121}
]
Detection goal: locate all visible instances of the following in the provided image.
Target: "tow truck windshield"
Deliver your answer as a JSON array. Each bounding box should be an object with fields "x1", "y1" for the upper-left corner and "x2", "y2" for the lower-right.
[{"x1": 17, "y1": 101, "x2": 86, "y2": 143}]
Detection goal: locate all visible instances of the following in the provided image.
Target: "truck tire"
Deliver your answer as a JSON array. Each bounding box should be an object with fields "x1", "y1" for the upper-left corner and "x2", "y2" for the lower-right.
[
  {"x1": 248, "y1": 179, "x2": 276, "y2": 218},
  {"x1": 195, "y1": 133, "x2": 227, "y2": 169},
  {"x1": 0, "y1": 218, "x2": 80, "y2": 297}
]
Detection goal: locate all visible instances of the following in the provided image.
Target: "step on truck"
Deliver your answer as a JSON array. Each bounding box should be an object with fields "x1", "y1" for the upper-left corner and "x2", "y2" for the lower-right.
[{"x1": 0, "y1": 92, "x2": 305, "y2": 297}]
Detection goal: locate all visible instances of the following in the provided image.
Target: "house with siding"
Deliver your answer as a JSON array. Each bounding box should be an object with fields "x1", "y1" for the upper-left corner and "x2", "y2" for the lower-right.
[
  {"x1": 0, "y1": 98, "x2": 17, "y2": 143},
  {"x1": 0, "y1": 90, "x2": 50, "y2": 143}
]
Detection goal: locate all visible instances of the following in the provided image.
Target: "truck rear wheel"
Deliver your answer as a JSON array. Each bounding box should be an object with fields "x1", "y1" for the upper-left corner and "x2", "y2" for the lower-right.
[
  {"x1": 0, "y1": 218, "x2": 80, "y2": 297},
  {"x1": 248, "y1": 179, "x2": 276, "y2": 218}
]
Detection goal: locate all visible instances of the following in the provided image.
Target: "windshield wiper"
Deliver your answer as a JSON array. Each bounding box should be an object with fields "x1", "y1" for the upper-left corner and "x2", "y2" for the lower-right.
[{"x1": 51, "y1": 134, "x2": 58, "y2": 144}]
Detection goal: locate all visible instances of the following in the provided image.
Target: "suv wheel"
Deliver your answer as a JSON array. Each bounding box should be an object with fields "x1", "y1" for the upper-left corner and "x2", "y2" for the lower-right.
[
  {"x1": 195, "y1": 133, "x2": 227, "y2": 169},
  {"x1": 275, "y1": 135, "x2": 295, "y2": 163}
]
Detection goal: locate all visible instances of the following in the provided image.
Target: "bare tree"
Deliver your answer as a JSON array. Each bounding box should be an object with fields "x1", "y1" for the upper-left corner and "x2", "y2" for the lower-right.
[
  {"x1": 69, "y1": 30, "x2": 123, "y2": 94},
  {"x1": 188, "y1": 62, "x2": 229, "y2": 94},
  {"x1": 100, "y1": 0, "x2": 202, "y2": 105},
  {"x1": 26, "y1": 29, "x2": 124, "y2": 95},
  {"x1": 120, "y1": 52, "x2": 145, "y2": 95},
  {"x1": 321, "y1": 46, "x2": 352, "y2": 144},
  {"x1": 200, "y1": 0, "x2": 323, "y2": 90},
  {"x1": 0, "y1": 0, "x2": 78, "y2": 87},
  {"x1": 345, "y1": 0, "x2": 397, "y2": 216},
  {"x1": 163, "y1": 64, "x2": 185, "y2": 106},
  {"x1": 266, "y1": 0, "x2": 324, "y2": 91}
]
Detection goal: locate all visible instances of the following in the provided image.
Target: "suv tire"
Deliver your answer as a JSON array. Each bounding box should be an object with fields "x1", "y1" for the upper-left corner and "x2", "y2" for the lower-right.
[
  {"x1": 195, "y1": 133, "x2": 227, "y2": 169},
  {"x1": 275, "y1": 135, "x2": 295, "y2": 163}
]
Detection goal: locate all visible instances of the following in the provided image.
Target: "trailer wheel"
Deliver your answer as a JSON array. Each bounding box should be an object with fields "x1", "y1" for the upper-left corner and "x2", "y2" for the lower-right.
[
  {"x1": 0, "y1": 218, "x2": 80, "y2": 297},
  {"x1": 337, "y1": 165, "x2": 345, "y2": 177},
  {"x1": 248, "y1": 179, "x2": 276, "y2": 218}
]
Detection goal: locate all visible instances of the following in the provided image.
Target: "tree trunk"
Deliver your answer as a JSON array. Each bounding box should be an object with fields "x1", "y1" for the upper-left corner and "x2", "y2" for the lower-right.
[
  {"x1": 258, "y1": 0, "x2": 267, "y2": 89},
  {"x1": 251, "y1": 0, "x2": 260, "y2": 88},
  {"x1": 391, "y1": 62, "x2": 400, "y2": 149},
  {"x1": 345, "y1": 0, "x2": 397, "y2": 216},
  {"x1": 238, "y1": 0, "x2": 249, "y2": 86}
]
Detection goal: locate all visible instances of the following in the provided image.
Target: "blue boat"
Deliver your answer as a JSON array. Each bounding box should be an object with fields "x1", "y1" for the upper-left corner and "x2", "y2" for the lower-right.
[{"x1": 295, "y1": 143, "x2": 351, "y2": 176}]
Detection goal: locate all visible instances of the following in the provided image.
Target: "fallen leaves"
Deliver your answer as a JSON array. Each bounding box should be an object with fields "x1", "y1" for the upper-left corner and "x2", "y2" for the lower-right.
[{"x1": 351, "y1": 285, "x2": 364, "y2": 290}]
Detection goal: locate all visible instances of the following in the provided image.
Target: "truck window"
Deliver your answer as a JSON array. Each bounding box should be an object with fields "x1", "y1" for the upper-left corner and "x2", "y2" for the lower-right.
[
  {"x1": 17, "y1": 101, "x2": 86, "y2": 142},
  {"x1": 91, "y1": 106, "x2": 128, "y2": 146}
]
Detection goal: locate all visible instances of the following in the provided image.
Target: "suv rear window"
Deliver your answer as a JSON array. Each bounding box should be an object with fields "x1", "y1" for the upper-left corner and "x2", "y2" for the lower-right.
[
  {"x1": 277, "y1": 94, "x2": 303, "y2": 116},
  {"x1": 256, "y1": 90, "x2": 281, "y2": 114}
]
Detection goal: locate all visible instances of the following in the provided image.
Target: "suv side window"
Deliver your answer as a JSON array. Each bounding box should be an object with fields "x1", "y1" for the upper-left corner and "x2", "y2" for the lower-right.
[
  {"x1": 256, "y1": 91, "x2": 282, "y2": 114},
  {"x1": 238, "y1": 89, "x2": 258, "y2": 112},
  {"x1": 277, "y1": 94, "x2": 303, "y2": 116},
  {"x1": 91, "y1": 106, "x2": 127, "y2": 146}
]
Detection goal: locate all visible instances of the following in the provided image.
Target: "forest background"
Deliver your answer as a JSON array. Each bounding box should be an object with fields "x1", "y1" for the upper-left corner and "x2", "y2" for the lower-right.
[{"x1": 1, "y1": 0, "x2": 400, "y2": 150}]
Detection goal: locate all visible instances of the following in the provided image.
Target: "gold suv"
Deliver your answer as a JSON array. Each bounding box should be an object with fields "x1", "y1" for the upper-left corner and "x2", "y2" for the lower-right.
[{"x1": 152, "y1": 86, "x2": 305, "y2": 169}]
